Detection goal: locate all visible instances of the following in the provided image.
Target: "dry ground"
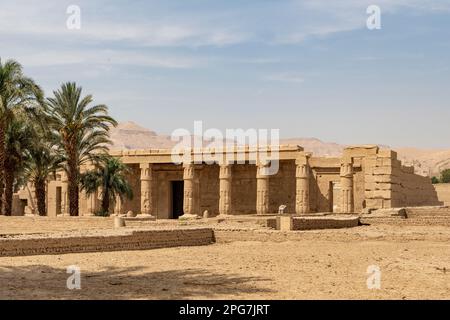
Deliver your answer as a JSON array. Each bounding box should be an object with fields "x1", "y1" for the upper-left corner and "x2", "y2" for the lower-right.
[{"x1": 0, "y1": 216, "x2": 449, "y2": 300}]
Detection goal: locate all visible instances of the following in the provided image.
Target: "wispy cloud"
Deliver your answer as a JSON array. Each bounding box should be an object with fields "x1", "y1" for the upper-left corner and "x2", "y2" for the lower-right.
[
  {"x1": 7, "y1": 50, "x2": 198, "y2": 69},
  {"x1": 264, "y1": 72, "x2": 305, "y2": 84}
]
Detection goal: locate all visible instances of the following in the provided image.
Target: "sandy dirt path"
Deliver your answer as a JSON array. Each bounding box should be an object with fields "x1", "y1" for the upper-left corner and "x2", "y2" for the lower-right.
[{"x1": 1, "y1": 226, "x2": 449, "y2": 299}]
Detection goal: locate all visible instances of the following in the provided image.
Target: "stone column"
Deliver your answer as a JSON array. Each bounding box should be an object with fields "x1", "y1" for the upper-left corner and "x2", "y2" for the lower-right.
[
  {"x1": 219, "y1": 164, "x2": 232, "y2": 216},
  {"x1": 340, "y1": 158, "x2": 354, "y2": 213},
  {"x1": 183, "y1": 163, "x2": 197, "y2": 216},
  {"x1": 140, "y1": 163, "x2": 154, "y2": 217},
  {"x1": 295, "y1": 156, "x2": 310, "y2": 214},
  {"x1": 114, "y1": 195, "x2": 123, "y2": 216},
  {"x1": 256, "y1": 162, "x2": 270, "y2": 215},
  {"x1": 61, "y1": 171, "x2": 68, "y2": 215}
]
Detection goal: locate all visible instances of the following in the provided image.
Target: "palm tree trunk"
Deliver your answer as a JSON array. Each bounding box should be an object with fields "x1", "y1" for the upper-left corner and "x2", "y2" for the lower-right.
[
  {"x1": 0, "y1": 124, "x2": 5, "y2": 215},
  {"x1": 67, "y1": 155, "x2": 79, "y2": 216},
  {"x1": 101, "y1": 188, "x2": 110, "y2": 214},
  {"x1": 35, "y1": 179, "x2": 47, "y2": 216},
  {"x1": 4, "y1": 164, "x2": 14, "y2": 216}
]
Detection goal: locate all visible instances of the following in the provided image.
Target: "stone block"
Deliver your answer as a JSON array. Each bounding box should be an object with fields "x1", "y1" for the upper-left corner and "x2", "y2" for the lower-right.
[
  {"x1": 377, "y1": 149, "x2": 398, "y2": 159},
  {"x1": 373, "y1": 166, "x2": 394, "y2": 175},
  {"x1": 277, "y1": 216, "x2": 294, "y2": 231}
]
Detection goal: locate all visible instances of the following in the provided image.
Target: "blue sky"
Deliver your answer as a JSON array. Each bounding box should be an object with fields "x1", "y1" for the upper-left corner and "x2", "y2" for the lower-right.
[{"x1": 1, "y1": 0, "x2": 450, "y2": 148}]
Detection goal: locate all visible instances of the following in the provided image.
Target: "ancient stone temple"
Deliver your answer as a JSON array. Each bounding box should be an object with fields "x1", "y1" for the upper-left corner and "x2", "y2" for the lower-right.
[{"x1": 13, "y1": 145, "x2": 442, "y2": 217}]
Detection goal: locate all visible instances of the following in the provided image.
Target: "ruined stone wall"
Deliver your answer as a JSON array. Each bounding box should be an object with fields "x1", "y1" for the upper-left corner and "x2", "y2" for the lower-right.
[
  {"x1": 433, "y1": 183, "x2": 450, "y2": 206},
  {"x1": 314, "y1": 172, "x2": 340, "y2": 213},
  {"x1": 268, "y1": 160, "x2": 296, "y2": 213},
  {"x1": 363, "y1": 149, "x2": 397, "y2": 209},
  {"x1": 231, "y1": 164, "x2": 257, "y2": 214},
  {"x1": 362, "y1": 148, "x2": 440, "y2": 210},
  {"x1": 122, "y1": 164, "x2": 141, "y2": 215},
  {"x1": 393, "y1": 165, "x2": 441, "y2": 207},
  {"x1": 199, "y1": 165, "x2": 220, "y2": 216}
]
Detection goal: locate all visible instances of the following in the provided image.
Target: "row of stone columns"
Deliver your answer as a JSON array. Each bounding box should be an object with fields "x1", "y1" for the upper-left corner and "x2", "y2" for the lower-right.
[{"x1": 120, "y1": 157, "x2": 355, "y2": 217}]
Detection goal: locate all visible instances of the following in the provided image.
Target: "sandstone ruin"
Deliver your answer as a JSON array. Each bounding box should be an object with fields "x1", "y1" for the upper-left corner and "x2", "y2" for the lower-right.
[{"x1": 12, "y1": 144, "x2": 441, "y2": 217}]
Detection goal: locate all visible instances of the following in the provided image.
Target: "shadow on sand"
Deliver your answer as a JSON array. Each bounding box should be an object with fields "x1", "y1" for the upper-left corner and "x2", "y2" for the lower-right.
[{"x1": 0, "y1": 264, "x2": 273, "y2": 299}]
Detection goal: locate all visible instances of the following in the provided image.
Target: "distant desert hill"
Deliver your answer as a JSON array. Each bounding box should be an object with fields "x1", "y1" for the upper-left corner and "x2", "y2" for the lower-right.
[
  {"x1": 109, "y1": 122, "x2": 450, "y2": 177},
  {"x1": 110, "y1": 122, "x2": 175, "y2": 150},
  {"x1": 395, "y1": 147, "x2": 450, "y2": 177}
]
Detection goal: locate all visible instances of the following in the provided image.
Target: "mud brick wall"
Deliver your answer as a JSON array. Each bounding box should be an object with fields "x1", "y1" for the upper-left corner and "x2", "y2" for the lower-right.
[{"x1": 0, "y1": 228, "x2": 214, "y2": 257}]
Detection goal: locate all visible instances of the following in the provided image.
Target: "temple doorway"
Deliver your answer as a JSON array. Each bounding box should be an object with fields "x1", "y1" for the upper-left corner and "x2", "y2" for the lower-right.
[
  {"x1": 331, "y1": 182, "x2": 341, "y2": 213},
  {"x1": 171, "y1": 181, "x2": 184, "y2": 219}
]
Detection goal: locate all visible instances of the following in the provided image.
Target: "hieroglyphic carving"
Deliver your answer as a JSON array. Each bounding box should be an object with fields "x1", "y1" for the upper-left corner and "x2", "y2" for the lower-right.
[
  {"x1": 219, "y1": 164, "x2": 232, "y2": 215},
  {"x1": 256, "y1": 162, "x2": 270, "y2": 215},
  {"x1": 140, "y1": 163, "x2": 154, "y2": 216},
  {"x1": 340, "y1": 158, "x2": 354, "y2": 213},
  {"x1": 295, "y1": 156, "x2": 310, "y2": 214},
  {"x1": 61, "y1": 171, "x2": 68, "y2": 215},
  {"x1": 183, "y1": 163, "x2": 195, "y2": 215}
]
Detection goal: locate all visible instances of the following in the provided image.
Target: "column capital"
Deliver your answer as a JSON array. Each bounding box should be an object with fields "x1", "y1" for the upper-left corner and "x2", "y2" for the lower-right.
[
  {"x1": 140, "y1": 163, "x2": 153, "y2": 180},
  {"x1": 139, "y1": 162, "x2": 153, "y2": 170},
  {"x1": 256, "y1": 161, "x2": 271, "y2": 179},
  {"x1": 219, "y1": 163, "x2": 232, "y2": 180},
  {"x1": 296, "y1": 157, "x2": 310, "y2": 179},
  {"x1": 340, "y1": 158, "x2": 353, "y2": 178},
  {"x1": 183, "y1": 163, "x2": 195, "y2": 180}
]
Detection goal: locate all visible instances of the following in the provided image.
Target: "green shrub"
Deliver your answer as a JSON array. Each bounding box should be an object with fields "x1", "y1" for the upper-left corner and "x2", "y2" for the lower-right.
[{"x1": 440, "y1": 169, "x2": 450, "y2": 183}]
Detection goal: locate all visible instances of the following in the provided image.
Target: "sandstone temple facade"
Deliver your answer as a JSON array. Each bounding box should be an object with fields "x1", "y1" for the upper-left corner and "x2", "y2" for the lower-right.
[{"x1": 13, "y1": 145, "x2": 441, "y2": 217}]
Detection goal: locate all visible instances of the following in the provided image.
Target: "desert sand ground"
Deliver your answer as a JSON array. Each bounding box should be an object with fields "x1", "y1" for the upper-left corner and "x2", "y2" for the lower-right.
[{"x1": 0, "y1": 216, "x2": 449, "y2": 300}]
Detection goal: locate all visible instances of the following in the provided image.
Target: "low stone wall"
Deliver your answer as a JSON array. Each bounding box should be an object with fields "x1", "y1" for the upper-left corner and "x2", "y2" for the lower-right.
[
  {"x1": 265, "y1": 215, "x2": 360, "y2": 230},
  {"x1": 292, "y1": 216, "x2": 360, "y2": 230},
  {"x1": 214, "y1": 230, "x2": 303, "y2": 243},
  {"x1": 0, "y1": 228, "x2": 214, "y2": 257}
]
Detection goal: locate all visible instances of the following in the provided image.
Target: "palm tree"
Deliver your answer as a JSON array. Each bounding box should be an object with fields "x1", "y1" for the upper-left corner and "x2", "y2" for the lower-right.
[
  {"x1": 0, "y1": 59, "x2": 43, "y2": 214},
  {"x1": 24, "y1": 140, "x2": 62, "y2": 216},
  {"x1": 45, "y1": 82, "x2": 117, "y2": 216},
  {"x1": 4, "y1": 119, "x2": 33, "y2": 215},
  {"x1": 80, "y1": 155, "x2": 133, "y2": 215}
]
